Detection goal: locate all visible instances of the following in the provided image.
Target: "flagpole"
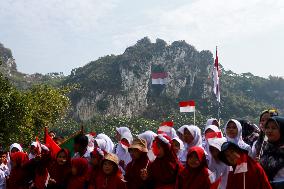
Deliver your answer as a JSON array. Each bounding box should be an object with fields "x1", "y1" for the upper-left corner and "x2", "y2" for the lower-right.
[{"x1": 193, "y1": 110, "x2": 196, "y2": 125}]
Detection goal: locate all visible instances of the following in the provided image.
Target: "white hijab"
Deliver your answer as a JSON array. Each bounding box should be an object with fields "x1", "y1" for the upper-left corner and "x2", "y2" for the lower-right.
[
  {"x1": 86, "y1": 134, "x2": 95, "y2": 152},
  {"x1": 178, "y1": 125, "x2": 203, "y2": 165},
  {"x1": 178, "y1": 125, "x2": 202, "y2": 148},
  {"x1": 206, "y1": 118, "x2": 218, "y2": 126},
  {"x1": 95, "y1": 133, "x2": 114, "y2": 153},
  {"x1": 225, "y1": 119, "x2": 252, "y2": 155},
  {"x1": 138, "y1": 130, "x2": 158, "y2": 162},
  {"x1": 116, "y1": 127, "x2": 133, "y2": 144},
  {"x1": 115, "y1": 127, "x2": 132, "y2": 169},
  {"x1": 9, "y1": 143, "x2": 23, "y2": 153},
  {"x1": 206, "y1": 137, "x2": 228, "y2": 188},
  {"x1": 138, "y1": 130, "x2": 157, "y2": 150},
  {"x1": 203, "y1": 125, "x2": 223, "y2": 150},
  {"x1": 173, "y1": 137, "x2": 185, "y2": 162}
]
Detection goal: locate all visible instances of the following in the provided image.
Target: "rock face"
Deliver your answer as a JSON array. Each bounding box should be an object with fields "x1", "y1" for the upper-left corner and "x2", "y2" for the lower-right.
[
  {"x1": 66, "y1": 37, "x2": 215, "y2": 121},
  {"x1": 0, "y1": 43, "x2": 18, "y2": 76}
]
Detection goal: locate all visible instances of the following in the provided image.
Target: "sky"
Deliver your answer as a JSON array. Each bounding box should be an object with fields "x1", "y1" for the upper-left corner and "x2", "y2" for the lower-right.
[{"x1": 0, "y1": 0, "x2": 283, "y2": 77}]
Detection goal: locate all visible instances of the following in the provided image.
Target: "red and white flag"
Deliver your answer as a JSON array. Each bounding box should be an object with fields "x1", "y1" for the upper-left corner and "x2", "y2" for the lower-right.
[
  {"x1": 152, "y1": 72, "x2": 168, "y2": 85},
  {"x1": 213, "y1": 47, "x2": 220, "y2": 102},
  {"x1": 179, "y1": 101, "x2": 195, "y2": 112},
  {"x1": 35, "y1": 136, "x2": 42, "y2": 154},
  {"x1": 158, "y1": 121, "x2": 174, "y2": 133}
]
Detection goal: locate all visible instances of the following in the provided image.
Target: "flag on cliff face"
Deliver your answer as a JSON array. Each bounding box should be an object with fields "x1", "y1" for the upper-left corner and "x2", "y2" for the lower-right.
[
  {"x1": 179, "y1": 101, "x2": 195, "y2": 112},
  {"x1": 152, "y1": 72, "x2": 168, "y2": 85},
  {"x1": 213, "y1": 47, "x2": 220, "y2": 102}
]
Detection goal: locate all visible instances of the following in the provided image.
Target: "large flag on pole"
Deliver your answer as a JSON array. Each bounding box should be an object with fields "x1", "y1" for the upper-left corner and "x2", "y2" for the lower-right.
[
  {"x1": 152, "y1": 72, "x2": 168, "y2": 85},
  {"x1": 179, "y1": 101, "x2": 195, "y2": 112},
  {"x1": 213, "y1": 46, "x2": 220, "y2": 102}
]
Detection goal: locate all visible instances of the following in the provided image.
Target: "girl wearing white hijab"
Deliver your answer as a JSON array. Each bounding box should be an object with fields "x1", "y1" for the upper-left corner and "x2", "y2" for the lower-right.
[
  {"x1": 95, "y1": 133, "x2": 114, "y2": 153},
  {"x1": 206, "y1": 118, "x2": 220, "y2": 127},
  {"x1": 177, "y1": 125, "x2": 203, "y2": 165},
  {"x1": 138, "y1": 130, "x2": 157, "y2": 162},
  {"x1": 202, "y1": 125, "x2": 223, "y2": 150},
  {"x1": 9, "y1": 143, "x2": 23, "y2": 153},
  {"x1": 172, "y1": 137, "x2": 185, "y2": 163},
  {"x1": 206, "y1": 137, "x2": 228, "y2": 189},
  {"x1": 225, "y1": 119, "x2": 252, "y2": 156},
  {"x1": 114, "y1": 127, "x2": 133, "y2": 171}
]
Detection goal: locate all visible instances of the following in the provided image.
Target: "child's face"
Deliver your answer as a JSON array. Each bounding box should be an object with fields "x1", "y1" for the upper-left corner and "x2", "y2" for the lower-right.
[
  {"x1": 187, "y1": 152, "x2": 201, "y2": 168},
  {"x1": 71, "y1": 166, "x2": 77, "y2": 175},
  {"x1": 184, "y1": 129, "x2": 194, "y2": 144},
  {"x1": 224, "y1": 148, "x2": 240, "y2": 166},
  {"x1": 91, "y1": 155, "x2": 99, "y2": 166},
  {"x1": 11, "y1": 147, "x2": 19, "y2": 154},
  {"x1": 209, "y1": 146, "x2": 220, "y2": 160},
  {"x1": 30, "y1": 146, "x2": 36, "y2": 155},
  {"x1": 129, "y1": 148, "x2": 142, "y2": 160},
  {"x1": 57, "y1": 151, "x2": 67, "y2": 165},
  {"x1": 226, "y1": 122, "x2": 238, "y2": 139},
  {"x1": 265, "y1": 121, "x2": 281, "y2": 143},
  {"x1": 157, "y1": 143, "x2": 165, "y2": 158},
  {"x1": 172, "y1": 140, "x2": 180, "y2": 154},
  {"x1": 0, "y1": 153, "x2": 7, "y2": 164},
  {"x1": 103, "y1": 160, "x2": 114, "y2": 175}
]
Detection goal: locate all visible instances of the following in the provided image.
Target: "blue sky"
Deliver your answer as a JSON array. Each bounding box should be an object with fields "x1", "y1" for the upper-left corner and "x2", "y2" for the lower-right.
[{"x1": 0, "y1": 0, "x2": 283, "y2": 77}]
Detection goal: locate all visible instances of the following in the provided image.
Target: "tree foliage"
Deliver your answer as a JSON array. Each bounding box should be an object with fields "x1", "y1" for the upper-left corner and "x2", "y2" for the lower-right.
[{"x1": 0, "y1": 73, "x2": 72, "y2": 148}]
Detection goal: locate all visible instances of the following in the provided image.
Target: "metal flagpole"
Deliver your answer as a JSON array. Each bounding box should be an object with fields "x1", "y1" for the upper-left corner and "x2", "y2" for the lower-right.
[{"x1": 193, "y1": 110, "x2": 196, "y2": 125}]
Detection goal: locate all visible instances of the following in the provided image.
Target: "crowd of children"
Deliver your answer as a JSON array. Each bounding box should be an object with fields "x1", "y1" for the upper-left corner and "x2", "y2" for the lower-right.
[{"x1": 0, "y1": 109, "x2": 283, "y2": 189}]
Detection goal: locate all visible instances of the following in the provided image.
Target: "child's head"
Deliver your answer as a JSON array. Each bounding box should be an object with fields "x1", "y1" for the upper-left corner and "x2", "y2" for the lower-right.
[
  {"x1": 90, "y1": 148, "x2": 104, "y2": 166},
  {"x1": 74, "y1": 134, "x2": 88, "y2": 153},
  {"x1": 0, "y1": 150, "x2": 7, "y2": 164},
  {"x1": 102, "y1": 153, "x2": 119, "y2": 175},
  {"x1": 56, "y1": 149, "x2": 70, "y2": 165},
  {"x1": 152, "y1": 135, "x2": 171, "y2": 158},
  {"x1": 225, "y1": 120, "x2": 239, "y2": 139},
  {"x1": 187, "y1": 146, "x2": 206, "y2": 169},
  {"x1": 183, "y1": 128, "x2": 194, "y2": 144},
  {"x1": 219, "y1": 142, "x2": 246, "y2": 166},
  {"x1": 71, "y1": 158, "x2": 88, "y2": 176},
  {"x1": 11, "y1": 152, "x2": 28, "y2": 168},
  {"x1": 9, "y1": 143, "x2": 23, "y2": 154},
  {"x1": 128, "y1": 138, "x2": 148, "y2": 160},
  {"x1": 172, "y1": 137, "x2": 184, "y2": 154}
]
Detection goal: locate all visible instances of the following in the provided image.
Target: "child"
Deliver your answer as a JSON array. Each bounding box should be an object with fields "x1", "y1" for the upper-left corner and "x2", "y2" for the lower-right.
[
  {"x1": 92, "y1": 153, "x2": 126, "y2": 189},
  {"x1": 225, "y1": 119, "x2": 252, "y2": 156},
  {"x1": 48, "y1": 149, "x2": 71, "y2": 189},
  {"x1": 67, "y1": 158, "x2": 89, "y2": 189},
  {"x1": 141, "y1": 134, "x2": 182, "y2": 189},
  {"x1": 88, "y1": 147, "x2": 105, "y2": 188},
  {"x1": 125, "y1": 138, "x2": 149, "y2": 189},
  {"x1": 172, "y1": 137, "x2": 185, "y2": 164},
  {"x1": 219, "y1": 141, "x2": 272, "y2": 189},
  {"x1": 177, "y1": 146, "x2": 214, "y2": 189},
  {"x1": 0, "y1": 150, "x2": 6, "y2": 189},
  {"x1": 138, "y1": 131, "x2": 157, "y2": 162},
  {"x1": 7, "y1": 152, "x2": 29, "y2": 189},
  {"x1": 114, "y1": 127, "x2": 133, "y2": 172}
]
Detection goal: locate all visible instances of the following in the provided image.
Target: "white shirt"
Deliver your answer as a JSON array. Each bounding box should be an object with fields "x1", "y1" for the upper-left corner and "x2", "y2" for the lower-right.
[{"x1": 73, "y1": 149, "x2": 91, "y2": 162}]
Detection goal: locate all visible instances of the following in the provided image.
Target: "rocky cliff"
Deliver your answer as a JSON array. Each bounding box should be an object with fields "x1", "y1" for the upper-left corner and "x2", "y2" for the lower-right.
[{"x1": 65, "y1": 37, "x2": 218, "y2": 121}]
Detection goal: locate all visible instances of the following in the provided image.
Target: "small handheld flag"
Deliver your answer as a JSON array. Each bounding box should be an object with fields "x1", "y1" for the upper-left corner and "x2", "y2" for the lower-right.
[
  {"x1": 158, "y1": 121, "x2": 174, "y2": 134},
  {"x1": 179, "y1": 101, "x2": 195, "y2": 112}
]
